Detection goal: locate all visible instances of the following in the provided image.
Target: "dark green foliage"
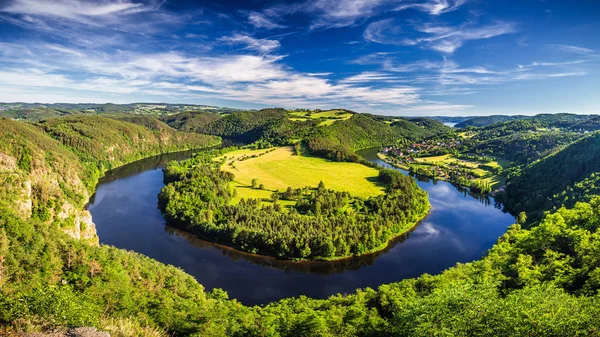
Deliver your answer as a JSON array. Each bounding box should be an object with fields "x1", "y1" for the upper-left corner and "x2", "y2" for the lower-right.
[
  {"x1": 112, "y1": 115, "x2": 174, "y2": 131},
  {"x1": 0, "y1": 103, "x2": 239, "y2": 121},
  {"x1": 198, "y1": 108, "x2": 288, "y2": 142},
  {"x1": 158, "y1": 151, "x2": 429, "y2": 260},
  {"x1": 194, "y1": 108, "x2": 319, "y2": 145},
  {"x1": 38, "y1": 115, "x2": 220, "y2": 189},
  {"x1": 456, "y1": 115, "x2": 528, "y2": 128},
  {"x1": 456, "y1": 113, "x2": 596, "y2": 129},
  {"x1": 501, "y1": 132, "x2": 600, "y2": 220},
  {"x1": 160, "y1": 111, "x2": 222, "y2": 132},
  {"x1": 307, "y1": 114, "x2": 451, "y2": 162}
]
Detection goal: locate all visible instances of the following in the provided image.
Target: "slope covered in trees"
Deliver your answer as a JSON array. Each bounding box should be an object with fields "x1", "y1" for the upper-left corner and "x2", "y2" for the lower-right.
[
  {"x1": 456, "y1": 115, "x2": 528, "y2": 128},
  {"x1": 0, "y1": 116, "x2": 220, "y2": 242},
  {"x1": 459, "y1": 117, "x2": 586, "y2": 165},
  {"x1": 307, "y1": 114, "x2": 451, "y2": 162},
  {"x1": 158, "y1": 150, "x2": 429, "y2": 260},
  {"x1": 160, "y1": 111, "x2": 221, "y2": 132},
  {"x1": 196, "y1": 108, "x2": 289, "y2": 142},
  {"x1": 3, "y1": 191, "x2": 600, "y2": 335},
  {"x1": 500, "y1": 131, "x2": 600, "y2": 220}
]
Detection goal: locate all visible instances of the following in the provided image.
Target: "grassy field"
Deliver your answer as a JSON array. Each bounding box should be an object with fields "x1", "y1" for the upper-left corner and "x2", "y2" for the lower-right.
[
  {"x1": 218, "y1": 147, "x2": 384, "y2": 202},
  {"x1": 288, "y1": 109, "x2": 353, "y2": 126}
]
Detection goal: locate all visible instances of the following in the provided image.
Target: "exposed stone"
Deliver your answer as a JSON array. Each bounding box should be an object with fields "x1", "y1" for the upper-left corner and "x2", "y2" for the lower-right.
[
  {"x1": 0, "y1": 152, "x2": 17, "y2": 172},
  {"x1": 20, "y1": 327, "x2": 110, "y2": 337},
  {"x1": 67, "y1": 327, "x2": 110, "y2": 337},
  {"x1": 15, "y1": 179, "x2": 32, "y2": 219}
]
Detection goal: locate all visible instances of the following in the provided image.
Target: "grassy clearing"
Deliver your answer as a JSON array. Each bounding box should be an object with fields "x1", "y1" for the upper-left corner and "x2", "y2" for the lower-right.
[
  {"x1": 413, "y1": 154, "x2": 453, "y2": 164},
  {"x1": 457, "y1": 131, "x2": 476, "y2": 139},
  {"x1": 219, "y1": 146, "x2": 384, "y2": 199},
  {"x1": 403, "y1": 153, "x2": 507, "y2": 189},
  {"x1": 288, "y1": 109, "x2": 353, "y2": 126}
]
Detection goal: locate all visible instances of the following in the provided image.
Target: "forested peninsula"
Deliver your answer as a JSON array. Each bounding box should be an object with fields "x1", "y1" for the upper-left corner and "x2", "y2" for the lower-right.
[{"x1": 158, "y1": 148, "x2": 430, "y2": 260}]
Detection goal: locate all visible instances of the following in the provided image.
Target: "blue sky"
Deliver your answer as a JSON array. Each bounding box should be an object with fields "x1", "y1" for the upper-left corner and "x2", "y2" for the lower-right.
[{"x1": 0, "y1": 0, "x2": 598, "y2": 116}]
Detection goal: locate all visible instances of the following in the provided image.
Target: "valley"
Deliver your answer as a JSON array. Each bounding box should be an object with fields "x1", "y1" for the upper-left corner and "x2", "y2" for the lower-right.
[{"x1": 2, "y1": 108, "x2": 600, "y2": 336}]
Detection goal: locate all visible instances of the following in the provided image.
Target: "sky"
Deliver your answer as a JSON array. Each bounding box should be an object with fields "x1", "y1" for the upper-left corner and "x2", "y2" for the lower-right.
[{"x1": 0, "y1": 0, "x2": 598, "y2": 116}]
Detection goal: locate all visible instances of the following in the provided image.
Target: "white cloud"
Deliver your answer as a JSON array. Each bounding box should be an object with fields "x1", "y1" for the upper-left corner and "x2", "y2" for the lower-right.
[
  {"x1": 307, "y1": 0, "x2": 390, "y2": 29},
  {"x1": 247, "y1": 11, "x2": 286, "y2": 29},
  {"x1": 417, "y1": 21, "x2": 517, "y2": 54},
  {"x1": 395, "y1": 0, "x2": 467, "y2": 15},
  {"x1": 363, "y1": 19, "x2": 418, "y2": 45},
  {"x1": 0, "y1": 0, "x2": 149, "y2": 19},
  {"x1": 0, "y1": 42, "x2": 431, "y2": 109},
  {"x1": 364, "y1": 19, "x2": 516, "y2": 54},
  {"x1": 253, "y1": 0, "x2": 468, "y2": 31},
  {"x1": 219, "y1": 33, "x2": 281, "y2": 54},
  {"x1": 340, "y1": 71, "x2": 405, "y2": 83},
  {"x1": 547, "y1": 44, "x2": 595, "y2": 55}
]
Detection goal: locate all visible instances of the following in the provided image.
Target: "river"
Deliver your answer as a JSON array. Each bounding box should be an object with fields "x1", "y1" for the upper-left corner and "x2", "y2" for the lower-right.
[{"x1": 88, "y1": 147, "x2": 515, "y2": 305}]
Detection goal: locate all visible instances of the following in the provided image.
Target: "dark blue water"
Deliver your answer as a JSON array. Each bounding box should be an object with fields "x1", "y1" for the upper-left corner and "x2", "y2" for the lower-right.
[{"x1": 88, "y1": 148, "x2": 515, "y2": 305}]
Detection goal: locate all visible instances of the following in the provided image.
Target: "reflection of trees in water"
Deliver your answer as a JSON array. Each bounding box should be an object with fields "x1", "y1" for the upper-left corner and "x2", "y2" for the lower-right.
[{"x1": 163, "y1": 225, "x2": 419, "y2": 275}]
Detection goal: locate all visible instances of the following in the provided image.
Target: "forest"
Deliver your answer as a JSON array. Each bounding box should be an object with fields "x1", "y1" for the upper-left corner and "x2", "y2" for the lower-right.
[
  {"x1": 499, "y1": 132, "x2": 600, "y2": 221},
  {"x1": 2, "y1": 110, "x2": 600, "y2": 336},
  {"x1": 158, "y1": 150, "x2": 429, "y2": 260}
]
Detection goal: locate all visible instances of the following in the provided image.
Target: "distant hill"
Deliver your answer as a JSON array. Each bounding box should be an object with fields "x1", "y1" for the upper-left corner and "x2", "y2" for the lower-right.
[
  {"x1": 0, "y1": 102, "x2": 239, "y2": 121},
  {"x1": 160, "y1": 111, "x2": 222, "y2": 132},
  {"x1": 455, "y1": 113, "x2": 598, "y2": 129},
  {"x1": 455, "y1": 115, "x2": 529, "y2": 128}
]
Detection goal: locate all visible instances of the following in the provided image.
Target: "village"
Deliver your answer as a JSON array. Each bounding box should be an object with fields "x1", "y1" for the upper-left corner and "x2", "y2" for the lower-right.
[{"x1": 379, "y1": 138, "x2": 503, "y2": 194}]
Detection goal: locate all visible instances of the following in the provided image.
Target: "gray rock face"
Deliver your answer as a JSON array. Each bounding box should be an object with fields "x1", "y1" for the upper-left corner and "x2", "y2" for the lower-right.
[
  {"x1": 20, "y1": 327, "x2": 110, "y2": 337},
  {"x1": 67, "y1": 327, "x2": 110, "y2": 337}
]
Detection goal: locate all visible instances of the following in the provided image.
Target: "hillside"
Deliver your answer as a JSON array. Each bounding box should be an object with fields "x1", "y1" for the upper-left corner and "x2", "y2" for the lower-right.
[
  {"x1": 501, "y1": 131, "x2": 600, "y2": 219},
  {"x1": 196, "y1": 108, "x2": 289, "y2": 142},
  {"x1": 160, "y1": 111, "x2": 221, "y2": 132},
  {"x1": 0, "y1": 116, "x2": 220, "y2": 242},
  {"x1": 307, "y1": 114, "x2": 451, "y2": 161},
  {"x1": 455, "y1": 115, "x2": 528, "y2": 128}
]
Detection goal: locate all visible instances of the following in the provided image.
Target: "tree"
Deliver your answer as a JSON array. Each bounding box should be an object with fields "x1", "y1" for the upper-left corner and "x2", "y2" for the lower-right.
[
  {"x1": 518, "y1": 212, "x2": 527, "y2": 225},
  {"x1": 251, "y1": 178, "x2": 258, "y2": 189}
]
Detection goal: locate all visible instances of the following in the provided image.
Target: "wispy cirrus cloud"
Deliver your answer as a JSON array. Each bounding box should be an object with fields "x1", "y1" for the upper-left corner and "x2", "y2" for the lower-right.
[
  {"x1": 395, "y1": 0, "x2": 467, "y2": 15},
  {"x1": 353, "y1": 51, "x2": 589, "y2": 89},
  {"x1": 219, "y1": 33, "x2": 281, "y2": 54},
  {"x1": 252, "y1": 0, "x2": 469, "y2": 31},
  {"x1": 306, "y1": 0, "x2": 391, "y2": 29},
  {"x1": 547, "y1": 44, "x2": 596, "y2": 55},
  {"x1": 364, "y1": 19, "x2": 517, "y2": 54},
  {"x1": 0, "y1": 0, "x2": 158, "y2": 19},
  {"x1": 246, "y1": 11, "x2": 286, "y2": 30}
]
